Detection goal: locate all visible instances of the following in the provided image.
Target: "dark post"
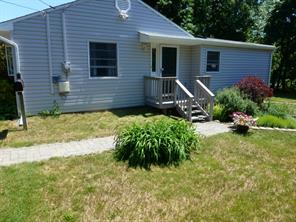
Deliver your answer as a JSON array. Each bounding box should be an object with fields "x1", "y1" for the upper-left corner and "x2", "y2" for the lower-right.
[{"x1": 15, "y1": 73, "x2": 28, "y2": 130}]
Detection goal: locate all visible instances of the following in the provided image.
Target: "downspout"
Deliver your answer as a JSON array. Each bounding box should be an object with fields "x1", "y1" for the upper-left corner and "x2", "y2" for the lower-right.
[
  {"x1": 268, "y1": 51, "x2": 274, "y2": 87},
  {"x1": 0, "y1": 36, "x2": 20, "y2": 74},
  {"x1": 0, "y1": 35, "x2": 26, "y2": 128},
  {"x1": 62, "y1": 12, "x2": 68, "y2": 64},
  {"x1": 46, "y1": 14, "x2": 54, "y2": 94}
]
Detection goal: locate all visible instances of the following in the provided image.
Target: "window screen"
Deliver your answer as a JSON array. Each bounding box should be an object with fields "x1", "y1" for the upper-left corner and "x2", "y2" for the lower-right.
[
  {"x1": 89, "y1": 42, "x2": 117, "y2": 77},
  {"x1": 206, "y1": 51, "x2": 220, "y2": 72}
]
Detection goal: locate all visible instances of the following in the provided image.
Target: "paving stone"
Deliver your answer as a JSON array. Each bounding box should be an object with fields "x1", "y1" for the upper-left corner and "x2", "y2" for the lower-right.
[
  {"x1": 0, "y1": 136, "x2": 115, "y2": 167},
  {"x1": 195, "y1": 121, "x2": 232, "y2": 137}
]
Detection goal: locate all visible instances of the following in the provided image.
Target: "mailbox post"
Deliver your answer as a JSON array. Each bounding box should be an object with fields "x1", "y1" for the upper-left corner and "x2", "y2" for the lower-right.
[{"x1": 15, "y1": 73, "x2": 27, "y2": 130}]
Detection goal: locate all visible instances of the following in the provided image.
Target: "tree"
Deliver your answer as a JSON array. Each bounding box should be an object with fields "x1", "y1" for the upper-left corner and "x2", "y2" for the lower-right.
[
  {"x1": 144, "y1": 0, "x2": 259, "y2": 41},
  {"x1": 265, "y1": 0, "x2": 296, "y2": 90}
]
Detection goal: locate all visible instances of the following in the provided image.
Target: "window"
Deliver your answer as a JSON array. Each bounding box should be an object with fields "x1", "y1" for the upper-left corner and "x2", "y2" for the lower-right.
[
  {"x1": 89, "y1": 42, "x2": 117, "y2": 77},
  {"x1": 5, "y1": 46, "x2": 14, "y2": 76},
  {"x1": 151, "y1": 48, "x2": 156, "y2": 72},
  {"x1": 206, "y1": 51, "x2": 220, "y2": 72}
]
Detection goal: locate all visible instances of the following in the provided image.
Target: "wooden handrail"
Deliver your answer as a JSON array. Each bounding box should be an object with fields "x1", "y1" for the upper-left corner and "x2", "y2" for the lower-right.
[
  {"x1": 175, "y1": 80, "x2": 194, "y2": 121},
  {"x1": 196, "y1": 80, "x2": 215, "y2": 97},
  {"x1": 194, "y1": 80, "x2": 215, "y2": 121},
  {"x1": 176, "y1": 80, "x2": 194, "y2": 98}
]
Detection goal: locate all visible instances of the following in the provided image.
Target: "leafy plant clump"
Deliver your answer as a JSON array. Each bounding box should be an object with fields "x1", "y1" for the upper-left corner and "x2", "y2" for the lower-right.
[
  {"x1": 257, "y1": 115, "x2": 296, "y2": 129},
  {"x1": 260, "y1": 102, "x2": 293, "y2": 119},
  {"x1": 38, "y1": 101, "x2": 61, "y2": 118},
  {"x1": 236, "y1": 76, "x2": 273, "y2": 104},
  {"x1": 216, "y1": 87, "x2": 258, "y2": 121},
  {"x1": 114, "y1": 119, "x2": 200, "y2": 169}
]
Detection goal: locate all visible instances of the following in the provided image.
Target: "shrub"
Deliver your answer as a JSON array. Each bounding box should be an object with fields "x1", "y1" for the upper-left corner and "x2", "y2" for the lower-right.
[
  {"x1": 114, "y1": 119, "x2": 200, "y2": 169},
  {"x1": 260, "y1": 102, "x2": 293, "y2": 119},
  {"x1": 38, "y1": 101, "x2": 61, "y2": 118},
  {"x1": 0, "y1": 79, "x2": 17, "y2": 120},
  {"x1": 216, "y1": 87, "x2": 258, "y2": 121},
  {"x1": 236, "y1": 76, "x2": 273, "y2": 104},
  {"x1": 257, "y1": 115, "x2": 296, "y2": 129},
  {"x1": 213, "y1": 104, "x2": 226, "y2": 121}
]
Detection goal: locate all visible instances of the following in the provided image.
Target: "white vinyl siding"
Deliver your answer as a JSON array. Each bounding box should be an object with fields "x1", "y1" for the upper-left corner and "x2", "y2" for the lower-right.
[{"x1": 13, "y1": 0, "x2": 192, "y2": 114}]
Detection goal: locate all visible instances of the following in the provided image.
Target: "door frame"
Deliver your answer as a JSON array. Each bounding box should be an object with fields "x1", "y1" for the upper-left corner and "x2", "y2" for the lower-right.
[{"x1": 160, "y1": 45, "x2": 179, "y2": 78}]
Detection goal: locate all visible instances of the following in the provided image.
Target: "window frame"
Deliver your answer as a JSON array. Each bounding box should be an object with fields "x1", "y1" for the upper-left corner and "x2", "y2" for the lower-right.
[
  {"x1": 88, "y1": 40, "x2": 119, "y2": 79},
  {"x1": 5, "y1": 45, "x2": 15, "y2": 77},
  {"x1": 206, "y1": 50, "x2": 221, "y2": 73}
]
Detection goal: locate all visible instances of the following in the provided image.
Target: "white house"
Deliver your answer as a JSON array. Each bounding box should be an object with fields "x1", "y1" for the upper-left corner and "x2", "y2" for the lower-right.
[{"x1": 0, "y1": 0, "x2": 274, "y2": 122}]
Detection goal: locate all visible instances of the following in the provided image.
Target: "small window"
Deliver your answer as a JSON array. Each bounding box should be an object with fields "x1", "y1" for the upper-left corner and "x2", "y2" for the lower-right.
[
  {"x1": 206, "y1": 51, "x2": 220, "y2": 72},
  {"x1": 89, "y1": 42, "x2": 117, "y2": 77},
  {"x1": 151, "y1": 48, "x2": 156, "y2": 72},
  {"x1": 5, "y1": 46, "x2": 14, "y2": 76}
]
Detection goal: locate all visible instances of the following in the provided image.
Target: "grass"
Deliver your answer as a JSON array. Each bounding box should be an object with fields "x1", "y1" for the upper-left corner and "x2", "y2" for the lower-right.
[
  {"x1": 270, "y1": 92, "x2": 296, "y2": 115},
  {"x1": 0, "y1": 131, "x2": 296, "y2": 221},
  {"x1": 0, "y1": 107, "x2": 171, "y2": 148},
  {"x1": 257, "y1": 115, "x2": 296, "y2": 129}
]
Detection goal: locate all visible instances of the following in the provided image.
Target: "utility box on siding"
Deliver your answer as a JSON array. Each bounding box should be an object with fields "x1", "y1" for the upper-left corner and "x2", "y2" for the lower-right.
[{"x1": 58, "y1": 81, "x2": 70, "y2": 94}]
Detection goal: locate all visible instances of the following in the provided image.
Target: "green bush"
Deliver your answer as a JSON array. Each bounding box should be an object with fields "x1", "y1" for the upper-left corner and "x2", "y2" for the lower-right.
[
  {"x1": 260, "y1": 102, "x2": 293, "y2": 119},
  {"x1": 213, "y1": 104, "x2": 227, "y2": 121},
  {"x1": 0, "y1": 79, "x2": 17, "y2": 120},
  {"x1": 114, "y1": 119, "x2": 201, "y2": 169},
  {"x1": 257, "y1": 115, "x2": 296, "y2": 129},
  {"x1": 216, "y1": 87, "x2": 258, "y2": 121},
  {"x1": 38, "y1": 101, "x2": 61, "y2": 118}
]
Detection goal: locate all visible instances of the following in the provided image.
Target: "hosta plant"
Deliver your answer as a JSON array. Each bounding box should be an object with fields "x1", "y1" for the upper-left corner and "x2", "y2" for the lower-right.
[{"x1": 114, "y1": 119, "x2": 200, "y2": 169}]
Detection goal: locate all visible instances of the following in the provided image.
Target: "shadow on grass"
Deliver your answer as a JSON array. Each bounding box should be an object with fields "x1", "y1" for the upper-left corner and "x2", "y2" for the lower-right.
[{"x1": 0, "y1": 130, "x2": 8, "y2": 140}]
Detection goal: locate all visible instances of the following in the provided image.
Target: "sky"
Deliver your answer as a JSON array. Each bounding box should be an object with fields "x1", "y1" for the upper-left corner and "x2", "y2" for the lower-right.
[{"x1": 0, "y1": 0, "x2": 74, "y2": 22}]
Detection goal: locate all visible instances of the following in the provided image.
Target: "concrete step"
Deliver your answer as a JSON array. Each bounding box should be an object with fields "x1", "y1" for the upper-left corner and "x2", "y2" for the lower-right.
[{"x1": 191, "y1": 115, "x2": 208, "y2": 122}]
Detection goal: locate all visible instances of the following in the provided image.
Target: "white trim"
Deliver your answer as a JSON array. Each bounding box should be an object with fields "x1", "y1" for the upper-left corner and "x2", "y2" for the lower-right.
[
  {"x1": 205, "y1": 50, "x2": 221, "y2": 74},
  {"x1": 139, "y1": 31, "x2": 275, "y2": 51},
  {"x1": 46, "y1": 15, "x2": 54, "y2": 94},
  {"x1": 268, "y1": 51, "x2": 273, "y2": 86},
  {"x1": 136, "y1": 0, "x2": 194, "y2": 38},
  {"x1": 87, "y1": 40, "x2": 120, "y2": 80},
  {"x1": 160, "y1": 45, "x2": 179, "y2": 78}
]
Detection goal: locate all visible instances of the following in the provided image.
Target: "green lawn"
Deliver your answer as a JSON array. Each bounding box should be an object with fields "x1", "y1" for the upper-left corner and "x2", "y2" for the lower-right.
[
  {"x1": 270, "y1": 93, "x2": 296, "y2": 115},
  {"x1": 0, "y1": 107, "x2": 170, "y2": 148},
  {"x1": 1, "y1": 131, "x2": 296, "y2": 221}
]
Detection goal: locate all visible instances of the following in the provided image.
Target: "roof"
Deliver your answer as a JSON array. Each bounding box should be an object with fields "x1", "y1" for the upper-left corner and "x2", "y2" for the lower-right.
[
  {"x1": 0, "y1": 0, "x2": 274, "y2": 51},
  {"x1": 139, "y1": 32, "x2": 275, "y2": 51}
]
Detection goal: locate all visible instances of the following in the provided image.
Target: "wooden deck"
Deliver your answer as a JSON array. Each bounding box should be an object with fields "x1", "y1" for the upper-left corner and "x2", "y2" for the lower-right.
[{"x1": 144, "y1": 76, "x2": 215, "y2": 122}]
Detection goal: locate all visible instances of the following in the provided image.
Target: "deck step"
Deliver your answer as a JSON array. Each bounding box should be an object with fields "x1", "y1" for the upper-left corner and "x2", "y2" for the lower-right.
[{"x1": 191, "y1": 115, "x2": 208, "y2": 122}]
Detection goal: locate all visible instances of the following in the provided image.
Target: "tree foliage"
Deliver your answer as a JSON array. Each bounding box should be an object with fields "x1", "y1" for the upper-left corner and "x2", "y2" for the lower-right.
[{"x1": 265, "y1": 0, "x2": 296, "y2": 89}]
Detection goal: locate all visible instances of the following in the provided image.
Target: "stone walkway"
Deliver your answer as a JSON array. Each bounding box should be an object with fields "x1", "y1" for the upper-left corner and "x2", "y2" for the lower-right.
[
  {"x1": 0, "y1": 137, "x2": 115, "y2": 167},
  {"x1": 0, "y1": 121, "x2": 232, "y2": 167},
  {"x1": 195, "y1": 121, "x2": 232, "y2": 137}
]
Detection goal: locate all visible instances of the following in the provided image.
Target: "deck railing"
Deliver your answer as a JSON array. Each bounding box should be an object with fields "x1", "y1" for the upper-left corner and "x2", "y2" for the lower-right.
[
  {"x1": 194, "y1": 80, "x2": 215, "y2": 121},
  {"x1": 144, "y1": 76, "x2": 176, "y2": 109},
  {"x1": 195, "y1": 75, "x2": 212, "y2": 89},
  {"x1": 175, "y1": 80, "x2": 194, "y2": 121}
]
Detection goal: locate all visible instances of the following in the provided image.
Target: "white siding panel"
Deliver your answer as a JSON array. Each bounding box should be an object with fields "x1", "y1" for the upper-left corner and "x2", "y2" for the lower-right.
[
  {"x1": 200, "y1": 46, "x2": 272, "y2": 92},
  {"x1": 13, "y1": 0, "x2": 191, "y2": 114}
]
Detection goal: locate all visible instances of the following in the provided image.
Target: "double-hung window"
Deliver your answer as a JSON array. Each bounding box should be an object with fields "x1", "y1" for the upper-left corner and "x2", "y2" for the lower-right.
[
  {"x1": 89, "y1": 42, "x2": 118, "y2": 77},
  {"x1": 206, "y1": 51, "x2": 220, "y2": 72}
]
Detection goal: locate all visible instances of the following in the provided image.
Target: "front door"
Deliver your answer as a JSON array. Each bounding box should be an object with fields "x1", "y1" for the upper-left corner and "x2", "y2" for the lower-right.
[{"x1": 161, "y1": 46, "x2": 178, "y2": 77}]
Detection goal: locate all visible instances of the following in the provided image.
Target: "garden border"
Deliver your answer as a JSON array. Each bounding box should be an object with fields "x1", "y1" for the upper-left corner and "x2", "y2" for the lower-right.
[{"x1": 250, "y1": 126, "x2": 296, "y2": 132}]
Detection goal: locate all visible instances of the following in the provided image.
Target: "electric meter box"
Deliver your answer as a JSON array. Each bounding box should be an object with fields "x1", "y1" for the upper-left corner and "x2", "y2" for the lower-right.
[{"x1": 58, "y1": 81, "x2": 70, "y2": 94}]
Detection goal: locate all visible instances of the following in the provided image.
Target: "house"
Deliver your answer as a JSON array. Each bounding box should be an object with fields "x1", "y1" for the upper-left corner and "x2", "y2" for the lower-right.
[{"x1": 0, "y1": 0, "x2": 274, "y2": 122}]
